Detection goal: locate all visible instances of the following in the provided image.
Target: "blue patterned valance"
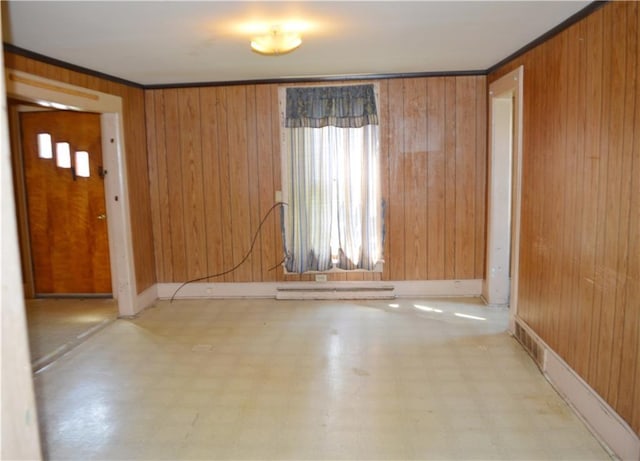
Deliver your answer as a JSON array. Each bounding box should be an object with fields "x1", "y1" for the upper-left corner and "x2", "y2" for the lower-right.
[{"x1": 285, "y1": 84, "x2": 378, "y2": 129}]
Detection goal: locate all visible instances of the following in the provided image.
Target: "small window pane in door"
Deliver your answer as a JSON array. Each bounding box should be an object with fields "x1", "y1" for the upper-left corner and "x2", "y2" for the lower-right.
[
  {"x1": 75, "y1": 151, "x2": 90, "y2": 177},
  {"x1": 56, "y1": 142, "x2": 71, "y2": 168},
  {"x1": 37, "y1": 133, "x2": 53, "y2": 159}
]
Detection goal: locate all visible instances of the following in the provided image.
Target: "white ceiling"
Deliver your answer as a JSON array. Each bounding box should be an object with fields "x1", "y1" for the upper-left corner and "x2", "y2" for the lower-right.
[{"x1": 2, "y1": 1, "x2": 590, "y2": 86}]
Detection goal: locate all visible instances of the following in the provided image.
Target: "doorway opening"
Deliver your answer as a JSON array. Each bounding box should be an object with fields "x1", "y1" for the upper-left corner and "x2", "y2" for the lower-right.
[
  {"x1": 9, "y1": 104, "x2": 122, "y2": 368},
  {"x1": 483, "y1": 66, "x2": 523, "y2": 333},
  {"x1": 16, "y1": 108, "x2": 112, "y2": 296},
  {"x1": 5, "y1": 69, "x2": 138, "y2": 317}
]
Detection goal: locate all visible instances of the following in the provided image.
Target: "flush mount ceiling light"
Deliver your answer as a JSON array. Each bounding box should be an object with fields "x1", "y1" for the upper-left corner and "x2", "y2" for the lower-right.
[{"x1": 251, "y1": 25, "x2": 302, "y2": 56}]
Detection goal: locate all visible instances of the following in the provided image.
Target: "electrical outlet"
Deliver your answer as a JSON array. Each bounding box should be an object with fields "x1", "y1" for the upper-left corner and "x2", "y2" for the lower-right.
[
  {"x1": 275, "y1": 190, "x2": 282, "y2": 202},
  {"x1": 315, "y1": 274, "x2": 327, "y2": 282}
]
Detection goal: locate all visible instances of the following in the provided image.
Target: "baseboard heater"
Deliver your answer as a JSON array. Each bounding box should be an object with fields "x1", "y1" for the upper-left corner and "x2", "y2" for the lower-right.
[{"x1": 276, "y1": 284, "x2": 395, "y2": 300}]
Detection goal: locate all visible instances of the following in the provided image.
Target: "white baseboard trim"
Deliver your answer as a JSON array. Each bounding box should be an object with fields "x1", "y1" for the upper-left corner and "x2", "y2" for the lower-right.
[
  {"x1": 276, "y1": 282, "x2": 395, "y2": 300},
  {"x1": 133, "y1": 284, "x2": 158, "y2": 314},
  {"x1": 479, "y1": 294, "x2": 510, "y2": 309},
  {"x1": 545, "y1": 350, "x2": 639, "y2": 461},
  {"x1": 393, "y1": 279, "x2": 482, "y2": 297},
  {"x1": 156, "y1": 279, "x2": 482, "y2": 300},
  {"x1": 157, "y1": 282, "x2": 279, "y2": 299},
  {"x1": 516, "y1": 318, "x2": 640, "y2": 461}
]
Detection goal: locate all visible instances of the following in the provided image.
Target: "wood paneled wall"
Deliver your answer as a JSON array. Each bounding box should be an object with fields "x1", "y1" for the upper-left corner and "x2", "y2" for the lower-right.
[
  {"x1": 4, "y1": 51, "x2": 157, "y2": 294},
  {"x1": 490, "y1": 2, "x2": 640, "y2": 435},
  {"x1": 145, "y1": 75, "x2": 486, "y2": 283}
]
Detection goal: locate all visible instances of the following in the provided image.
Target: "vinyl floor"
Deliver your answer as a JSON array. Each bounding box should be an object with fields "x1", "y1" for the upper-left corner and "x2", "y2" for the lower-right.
[{"x1": 32, "y1": 297, "x2": 612, "y2": 460}]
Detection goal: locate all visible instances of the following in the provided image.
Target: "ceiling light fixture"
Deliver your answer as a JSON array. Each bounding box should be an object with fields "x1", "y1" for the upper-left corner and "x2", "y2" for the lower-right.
[{"x1": 251, "y1": 25, "x2": 302, "y2": 56}]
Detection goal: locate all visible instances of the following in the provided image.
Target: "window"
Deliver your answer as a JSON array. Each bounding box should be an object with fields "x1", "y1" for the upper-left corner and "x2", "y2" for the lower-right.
[
  {"x1": 281, "y1": 84, "x2": 383, "y2": 273},
  {"x1": 37, "y1": 133, "x2": 53, "y2": 159},
  {"x1": 56, "y1": 142, "x2": 71, "y2": 168},
  {"x1": 39, "y1": 136, "x2": 92, "y2": 179},
  {"x1": 75, "y1": 151, "x2": 90, "y2": 177}
]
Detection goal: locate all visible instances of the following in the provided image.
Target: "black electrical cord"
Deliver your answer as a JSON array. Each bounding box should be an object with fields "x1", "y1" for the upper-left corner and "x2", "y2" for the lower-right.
[
  {"x1": 267, "y1": 256, "x2": 287, "y2": 272},
  {"x1": 170, "y1": 201, "x2": 287, "y2": 302}
]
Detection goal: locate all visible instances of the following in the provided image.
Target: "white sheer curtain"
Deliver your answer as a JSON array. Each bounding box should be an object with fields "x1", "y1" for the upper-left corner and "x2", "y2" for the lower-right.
[
  {"x1": 284, "y1": 124, "x2": 381, "y2": 273},
  {"x1": 334, "y1": 124, "x2": 381, "y2": 270},
  {"x1": 285, "y1": 127, "x2": 334, "y2": 272}
]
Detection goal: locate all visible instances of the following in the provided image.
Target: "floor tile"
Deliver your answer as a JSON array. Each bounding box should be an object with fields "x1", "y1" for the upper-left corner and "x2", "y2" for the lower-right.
[{"x1": 30, "y1": 298, "x2": 612, "y2": 460}]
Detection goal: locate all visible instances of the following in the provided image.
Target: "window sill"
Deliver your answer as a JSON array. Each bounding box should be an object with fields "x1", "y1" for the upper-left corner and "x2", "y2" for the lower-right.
[{"x1": 283, "y1": 260, "x2": 384, "y2": 275}]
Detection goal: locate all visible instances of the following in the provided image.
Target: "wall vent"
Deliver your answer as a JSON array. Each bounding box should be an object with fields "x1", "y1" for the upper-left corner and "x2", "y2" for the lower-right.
[{"x1": 514, "y1": 320, "x2": 545, "y2": 369}]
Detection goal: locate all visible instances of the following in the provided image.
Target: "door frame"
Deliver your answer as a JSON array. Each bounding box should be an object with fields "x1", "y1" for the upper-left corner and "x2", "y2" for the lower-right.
[
  {"x1": 5, "y1": 69, "x2": 137, "y2": 316},
  {"x1": 8, "y1": 103, "x2": 36, "y2": 298},
  {"x1": 483, "y1": 65, "x2": 523, "y2": 333}
]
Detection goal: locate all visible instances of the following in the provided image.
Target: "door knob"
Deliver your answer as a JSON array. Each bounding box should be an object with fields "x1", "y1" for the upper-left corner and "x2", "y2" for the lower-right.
[{"x1": 97, "y1": 213, "x2": 107, "y2": 220}]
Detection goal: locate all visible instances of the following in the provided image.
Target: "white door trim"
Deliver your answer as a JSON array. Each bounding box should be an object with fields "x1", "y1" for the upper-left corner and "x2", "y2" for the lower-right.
[
  {"x1": 5, "y1": 70, "x2": 138, "y2": 316},
  {"x1": 484, "y1": 66, "x2": 523, "y2": 333}
]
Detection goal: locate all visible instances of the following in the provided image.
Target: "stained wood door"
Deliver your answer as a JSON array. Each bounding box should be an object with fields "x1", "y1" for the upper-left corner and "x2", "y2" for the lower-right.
[{"x1": 21, "y1": 111, "x2": 112, "y2": 295}]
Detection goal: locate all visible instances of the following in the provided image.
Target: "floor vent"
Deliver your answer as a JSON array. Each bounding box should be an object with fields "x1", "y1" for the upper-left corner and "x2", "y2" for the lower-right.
[
  {"x1": 276, "y1": 285, "x2": 395, "y2": 300},
  {"x1": 514, "y1": 321, "x2": 544, "y2": 368}
]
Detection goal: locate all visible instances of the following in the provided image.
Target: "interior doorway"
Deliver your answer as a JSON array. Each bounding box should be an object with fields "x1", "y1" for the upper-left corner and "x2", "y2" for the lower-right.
[
  {"x1": 483, "y1": 66, "x2": 523, "y2": 333},
  {"x1": 6, "y1": 69, "x2": 139, "y2": 317},
  {"x1": 19, "y1": 110, "x2": 112, "y2": 295}
]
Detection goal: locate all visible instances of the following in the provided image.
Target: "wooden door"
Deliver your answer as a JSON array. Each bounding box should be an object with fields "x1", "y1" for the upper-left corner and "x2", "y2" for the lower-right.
[{"x1": 20, "y1": 111, "x2": 112, "y2": 295}]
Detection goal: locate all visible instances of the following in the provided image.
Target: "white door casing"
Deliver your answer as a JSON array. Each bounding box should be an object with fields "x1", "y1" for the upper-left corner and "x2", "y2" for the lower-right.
[
  {"x1": 5, "y1": 70, "x2": 138, "y2": 316},
  {"x1": 484, "y1": 66, "x2": 523, "y2": 333}
]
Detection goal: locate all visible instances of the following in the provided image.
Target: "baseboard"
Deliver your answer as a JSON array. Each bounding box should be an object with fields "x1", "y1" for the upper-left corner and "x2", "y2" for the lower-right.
[
  {"x1": 515, "y1": 318, "x2": 640, "y2": 461},
  {"x1": 479, "y1": 294, "x2": 510, "y2": 308},
  {"x1": 156, "y1": 279, "x2": 482, "y2": 300},
  {"x1": 276, "y1": 282, "x2": 395, "y2": 300},
  {"x1": 134, "y1": 284, "x2": 158, "y2": 313},
  {"x1": 157, "y1": 282, "x2": 279, "y2": 299},
  {"x1": 393, "y1": 279, "x2": 482, "y2": 297}
]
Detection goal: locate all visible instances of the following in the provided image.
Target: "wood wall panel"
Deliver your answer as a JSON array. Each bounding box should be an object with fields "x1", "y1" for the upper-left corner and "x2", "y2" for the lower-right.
[
  {"x1": 387, "y1": 78, "x2": 406, "y2": 280},
  {"x1": 124, "y1": 86, "x2": 156, "y2": 291},
  {"x1": 542, "y1": 28, "x2": 567, "y2": 360},
  {"x1": 378, "y1": 81, "x2": 391, "y2": 282},
  {"x1": 474, "y1": 75, "x2": 487, "y2": 280},
  {"x1": 4, "y1": 51, "x2": 156, "y2": 294},
  {"x1": 568, "y1": 18, "x2": 588, "y2": 373},
  {"x1": 630, "y1": 17, "x2": 640, "y2": 426},
  {"x1": 228, "y1": 86, "x2": 254, "y2": 282},
  {"x1": 180, "y1": 88, "x2": 207, "y2": 280},
  {"x1": 454, "y1": 77, "x2": 478, "y2": 280},
  {"x1": 255, "y1": 85, "x2": 277, "y2": 282},
  {"x1": 199, "y1": 87, "x2": 225, "y2": 282},
  {"x1": 403, "y1": 78, "x2": 428, "y2": 280},
  {"x1": 589, "y1": 4, "x2": 614, "y2": 398},
  {"x1": 2, "y1": 36, "x2": 484, "y2": 294},
  {"x1": 597, "y1": 3, "x2": 627, "y2": 404},
  {"x1": 270, "y1": 86, "x2": 286, "y2": 282},
  {"x1": 426, "y1": 78, "x2": 446, "y2": 280},
  {"x1": 489, "y1": 1, "x2": 640, "y2": 435},
  {"x1": 574, "y1": 12, "x2": 603, "y2": 380},
  {"x1": 145, "y1": 91, "x2": 162, "y2": 281},
  {"x1": 145, "y1": 75, "x2": 486, "y2": 284},
  {"x1": 618, "y1": 3, "x2": 640, "y2": 425},
  {"x1": 164, "y1": 89, "x2": 188, "y2": 282},
  {"x1": 246, "y1": 85, "x2": 262, "y2": 283},
  {"x1": 443, "y1": 78, "x2": 458, "y2": 280},
  {"x1": 150, "y1": 91, "x2": 174, "y2": 282},
  {"x1": 215, "y1": 88, "x2": 234, "y2": 283}
]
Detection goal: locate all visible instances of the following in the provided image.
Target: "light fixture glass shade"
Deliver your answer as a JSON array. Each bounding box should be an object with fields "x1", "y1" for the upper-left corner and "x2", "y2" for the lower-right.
[{"x1": 251, "y1": 26, "x2": 302, "y2": 55}]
